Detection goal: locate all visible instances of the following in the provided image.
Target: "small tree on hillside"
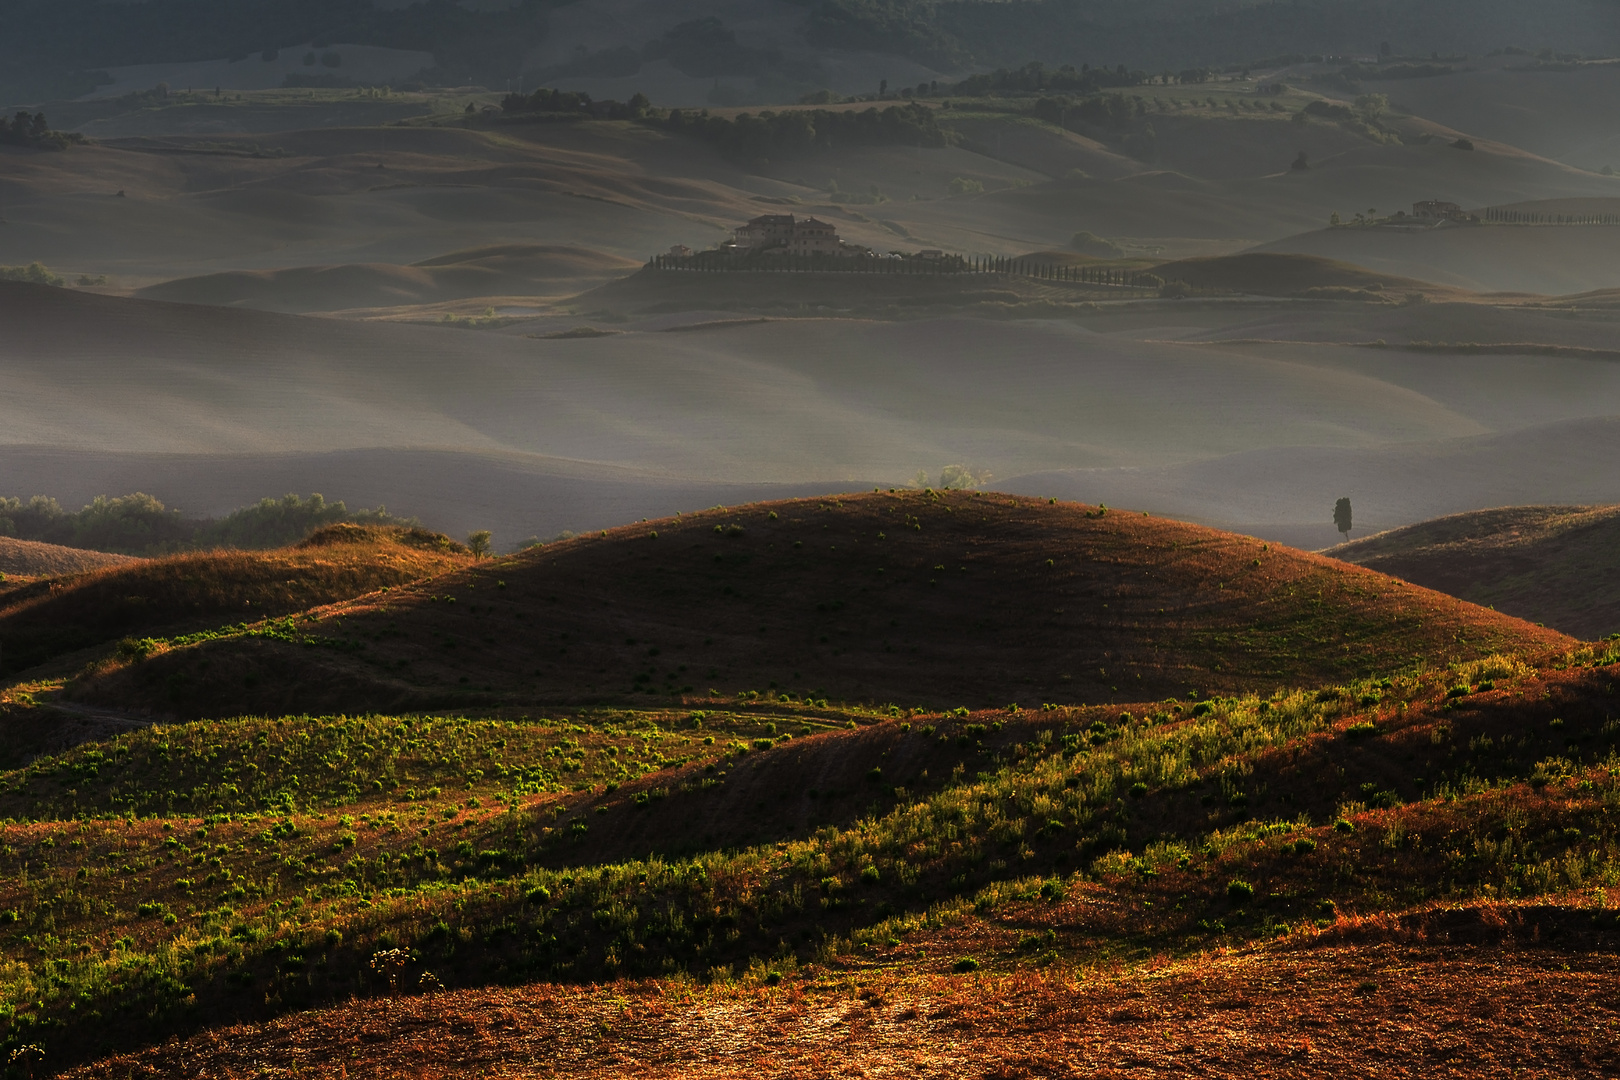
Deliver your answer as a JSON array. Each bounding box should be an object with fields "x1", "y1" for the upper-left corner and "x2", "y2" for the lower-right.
[
  {"x1": 467, "y1": 530, "x2": 492, "y2": 558},
  {"x1": 1334, "y1": 497, "x2": 1353, "y2": 540}
]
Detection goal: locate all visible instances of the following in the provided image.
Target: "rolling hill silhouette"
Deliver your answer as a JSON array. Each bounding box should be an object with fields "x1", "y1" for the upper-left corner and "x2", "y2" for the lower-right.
[
  {"x1": 0, "y1": 524, "x2": 469, "y2": 678},
  {"x1": 68, "y1": 492, "x2": 1570, "y2": 719},
  {"x1": 1329, "y1": 505, "x2": 1620, "y2": 639}
]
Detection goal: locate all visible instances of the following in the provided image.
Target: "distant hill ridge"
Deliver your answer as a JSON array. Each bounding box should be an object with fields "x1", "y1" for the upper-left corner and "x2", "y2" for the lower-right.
[
  {"x1": 67, "y1": 491, "x2": 1570, "y2": 719},
  {"x1": 135, "y1": 246, "x2": 639, "y2": 314},
  {"x1": 1329, "y1": 505, "x2": 1620, "y2": 639}
]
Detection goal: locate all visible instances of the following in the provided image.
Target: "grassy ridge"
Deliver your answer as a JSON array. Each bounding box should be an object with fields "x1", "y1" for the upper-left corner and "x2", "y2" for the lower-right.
[
  {"x1": 1330, "y1": 505, "x2": 1620, "y2": 639},
  {"x1": 0, "y1": 525, "x2": 470, "y2": 678},
  {"x1": 4, "y1": 641, "x2": 1620, "y2": 1068},
  {"x1": 64, "y1": 492, "x2": 1571, "y2": 719},
  {"x1": 0, "y1": 538, "x2": 136, "y2": 581}
]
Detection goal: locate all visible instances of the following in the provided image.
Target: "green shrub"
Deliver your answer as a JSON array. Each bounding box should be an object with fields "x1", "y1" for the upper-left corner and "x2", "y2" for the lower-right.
[
  {"x1": 1227, "y1": 879, "x2": 1255, "y2": 903},
  {"x1": 0, "y1": 262, "x2": 65, "y2": 286},
  {"x1": 952, "y1": 957, "x2": 980, "y2": 973}
]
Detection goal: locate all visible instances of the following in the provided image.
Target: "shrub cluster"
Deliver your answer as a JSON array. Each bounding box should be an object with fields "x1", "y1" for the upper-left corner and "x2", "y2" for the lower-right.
[
  {"x1": 0, "y1": 111, "x2": 80, "y2": 150},
  {"x1": 0, "y1": 492, "x2": 413, "y2": 555}
]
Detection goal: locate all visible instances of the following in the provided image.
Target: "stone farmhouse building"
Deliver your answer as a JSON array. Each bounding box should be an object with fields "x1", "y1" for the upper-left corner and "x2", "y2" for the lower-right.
[{"x1": 731, "y1": 214, "x2": 863, "y2": 257}]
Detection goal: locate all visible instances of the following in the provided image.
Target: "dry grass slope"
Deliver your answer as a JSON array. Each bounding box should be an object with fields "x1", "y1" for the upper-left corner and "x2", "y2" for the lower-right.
[
  {"x1": 1328, "y1": 505, "x2": 1620, "y2": 639},
  {"x1": 0, "y1": 537, "x2": 138, "y2": 578},
  {"x1": 0, "y1": 524, "x2": 470, "y2": 678},
  {"x1": 67, "y1": 492, "x2": 1571, "y2": 720}
]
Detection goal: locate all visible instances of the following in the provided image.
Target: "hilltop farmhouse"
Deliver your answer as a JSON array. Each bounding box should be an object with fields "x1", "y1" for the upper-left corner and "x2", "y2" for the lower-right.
[
  {"x1": 726, "y1": 214, "x2": 869, "y2": 257},
  {"x1": 1411, "y1": 199, "x2": 1471, "y2": 223}
]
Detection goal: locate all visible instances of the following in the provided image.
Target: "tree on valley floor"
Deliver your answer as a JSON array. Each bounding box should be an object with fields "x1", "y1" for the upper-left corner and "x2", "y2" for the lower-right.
[
  {"x1": 0, "y1": 112, "x2": 80, "y2": 150},
  {"x1": 1334, "y1": 497, "x2": 1353, "y2": 540},
  {"x1": 467, "y1": 530, "x2": 493, "y2": 558}
]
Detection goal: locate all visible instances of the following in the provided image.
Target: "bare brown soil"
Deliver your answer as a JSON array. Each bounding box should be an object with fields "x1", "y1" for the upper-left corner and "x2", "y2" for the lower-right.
[
  {"x1": 0, "y1": 524, "x2": 470, "y2": 677},
  {"x1": 67, "y1": 492, "x2": 1569, "y2": 720},
  {"x1": 64, "y1": 935, "x2": 1620, "y2": 1079},
  {"x1": 1329, "y1": 505, "x2": 1620, "y2": 638}
]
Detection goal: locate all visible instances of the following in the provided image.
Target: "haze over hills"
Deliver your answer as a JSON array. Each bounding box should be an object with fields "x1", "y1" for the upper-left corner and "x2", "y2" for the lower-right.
[
  {"x1": 10, "y1": 7, "x2": 1620, "y2": 1078},
  {"x1": 14, "y1": 257, "x2": 1620, "y2": 543}
]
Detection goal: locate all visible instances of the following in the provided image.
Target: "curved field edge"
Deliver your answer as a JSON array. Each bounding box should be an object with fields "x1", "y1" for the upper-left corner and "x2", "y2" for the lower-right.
[{"x1": 2, "y1": 642, "x2": 1620, "y2": 1068}]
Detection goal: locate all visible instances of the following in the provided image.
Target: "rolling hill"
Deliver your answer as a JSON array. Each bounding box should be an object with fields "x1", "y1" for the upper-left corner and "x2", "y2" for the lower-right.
[
  {"x1": 1153, "y1": 252, "x2": 1457, "y2": 299},
  {"x1": 1255, "y1": 214, "x2": 1620, "y2": 295},
  {"x1": 1327, "y1": 505, "x2": 1620, "y2": 639},
  {"x1": 64, "y1": 492, "x2": 1570, "y2": 720},
  {"x1": 0, "y1": 524, "x2": 470, "y2": 679},
  {"x1": 135, "y1": 245, "x2": 641, "y2": 314},
  {"x1": 1, "y1": 597, "x2": 1616, "y2": 1073},
  {"x1": 0, "y1": 536, "x2": 137, "y2": 579},
  {"x1": 19, "y1": 273, "x2": 1620, "y2": 548}
]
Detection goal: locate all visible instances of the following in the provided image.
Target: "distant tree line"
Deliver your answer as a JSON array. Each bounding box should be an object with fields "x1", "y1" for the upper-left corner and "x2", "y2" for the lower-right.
[
  {"x1": 0, "y1": 493, "x2": 414, "y2": 556},
  {"x1": 499, "y1": 88, "x2": 651, "y2": 120},
  {"x1": 496, "y1": 91, "x2": 948, "y2": 158},
  {"x1": 1030, "y1": 92, "x2": 1146, "y2": 132},
  {"x1": 0, "y1": 112, "x2": 79, "y2": 150},
  {"x1": 944, "y1": 60, "x2": 1151, "y2": 97},
  {"x1": 1484, "y1": 208, "x2": 1620, "y2": 225}
]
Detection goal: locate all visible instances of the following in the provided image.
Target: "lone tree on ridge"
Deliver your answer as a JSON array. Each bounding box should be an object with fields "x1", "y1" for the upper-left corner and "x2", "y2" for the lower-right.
[{"x1": 1333, "y1": 497, "x2": 1353, "y2": 541}]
